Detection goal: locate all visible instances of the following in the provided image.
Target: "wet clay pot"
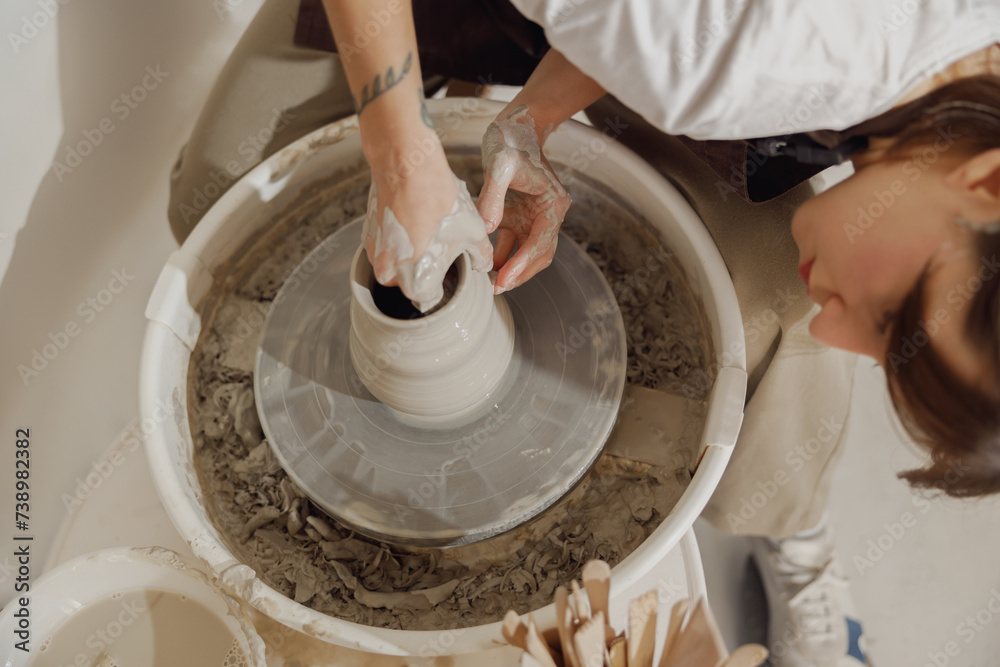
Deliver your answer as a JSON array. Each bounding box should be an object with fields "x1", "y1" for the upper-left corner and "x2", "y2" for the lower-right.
[{"x1": 348, "y1": 246, "x2": 515, "y2": 427}]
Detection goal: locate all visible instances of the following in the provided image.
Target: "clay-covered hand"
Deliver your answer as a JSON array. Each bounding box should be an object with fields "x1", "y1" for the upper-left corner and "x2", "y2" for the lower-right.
[
  {"x1": 478, "y1": 105, "x2": 572, "y2": 294},
  {"x1": 363, "y1": 174, "x2": 493, "y2": 312}
]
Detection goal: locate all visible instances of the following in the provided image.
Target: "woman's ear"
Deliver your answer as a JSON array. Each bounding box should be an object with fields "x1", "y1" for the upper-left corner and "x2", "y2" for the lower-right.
[{"x1": 946, "y1": 148, "x2": 1000, "y2": 219}]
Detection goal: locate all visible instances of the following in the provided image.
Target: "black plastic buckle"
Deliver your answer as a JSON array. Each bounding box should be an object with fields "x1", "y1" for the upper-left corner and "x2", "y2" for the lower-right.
[{"x1": 751, "y1": 134, "x2": 869, "y2": 166}]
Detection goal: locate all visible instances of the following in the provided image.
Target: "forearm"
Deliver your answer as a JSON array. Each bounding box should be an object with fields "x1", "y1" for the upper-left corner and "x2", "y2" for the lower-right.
[
  {"x1": 321, "y1": 0, "x2": 431, "y2": 168},
  {"x1": 499, "y1": 49, "x2": 606, "y2": 143}
]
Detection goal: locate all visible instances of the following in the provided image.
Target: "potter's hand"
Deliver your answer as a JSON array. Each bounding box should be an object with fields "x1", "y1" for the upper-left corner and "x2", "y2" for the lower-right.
[
  {"x1": 478, "y1": 105, "x2": 572, "y2": 294},
  {"x1": 321, "y1": 0, "x2": 491, "y2": 311},
  {"x1": 363, "y1": 170, "x2": 493, "y2": 313}
]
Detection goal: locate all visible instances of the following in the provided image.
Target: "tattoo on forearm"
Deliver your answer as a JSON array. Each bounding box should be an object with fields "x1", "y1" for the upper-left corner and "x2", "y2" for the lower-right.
[
  {"x1": 356, "y1": 52, "x2": 413, "y2": 115},
  {"x1": 419, "y1": 87, "x2": 433, "y2": 129}
]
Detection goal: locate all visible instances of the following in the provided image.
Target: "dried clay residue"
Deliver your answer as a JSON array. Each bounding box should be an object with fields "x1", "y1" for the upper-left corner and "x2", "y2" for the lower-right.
[{"x1": 189, "y1": 156, "x2": 713, "y2": 631}]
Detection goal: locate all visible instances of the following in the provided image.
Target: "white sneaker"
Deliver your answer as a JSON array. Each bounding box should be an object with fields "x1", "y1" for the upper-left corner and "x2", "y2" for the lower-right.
[{"x1": 751, "y1": 526, "x2": 871, "y2": 666}]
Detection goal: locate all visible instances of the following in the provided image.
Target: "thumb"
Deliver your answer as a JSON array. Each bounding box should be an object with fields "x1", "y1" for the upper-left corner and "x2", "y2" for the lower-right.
[
  {"x1": 477, "y1": 154, "x2": 516, "y2": 233},
  {"x1": 470, "y1": 234, "x2": 494, "y2": 273}
]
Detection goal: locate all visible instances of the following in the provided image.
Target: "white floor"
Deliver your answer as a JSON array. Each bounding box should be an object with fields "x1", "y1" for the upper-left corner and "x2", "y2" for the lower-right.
[{"x1": 3, "y1": 2, "x2": 1000, "y2": 665}]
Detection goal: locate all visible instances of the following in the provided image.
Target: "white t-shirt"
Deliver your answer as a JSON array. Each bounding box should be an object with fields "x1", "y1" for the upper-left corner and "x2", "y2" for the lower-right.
[{"x1": 509, "y1": 0, "x2": 1000, "y2": 140}]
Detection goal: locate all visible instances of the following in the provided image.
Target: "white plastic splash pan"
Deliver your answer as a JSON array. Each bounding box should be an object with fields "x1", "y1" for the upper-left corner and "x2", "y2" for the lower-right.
[{"x1": 139, "y1": 98, "x2": 746, "y2": 655}]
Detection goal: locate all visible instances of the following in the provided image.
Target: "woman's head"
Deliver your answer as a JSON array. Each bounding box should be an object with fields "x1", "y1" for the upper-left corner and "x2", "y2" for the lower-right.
[{"x1": 790, "y1": 75, "x2": 1000, "y2": 497}]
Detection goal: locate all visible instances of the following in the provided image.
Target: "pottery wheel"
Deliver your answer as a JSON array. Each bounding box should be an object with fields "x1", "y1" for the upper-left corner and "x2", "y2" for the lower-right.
[{"x1": 255, "y1": 219, "x2": 627, "y2": 546}]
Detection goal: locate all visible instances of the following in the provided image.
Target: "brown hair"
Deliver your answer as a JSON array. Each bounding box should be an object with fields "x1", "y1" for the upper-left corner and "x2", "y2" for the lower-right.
[{"x1": 876, "y1": 75, "x2": 1000, "y2": 497}]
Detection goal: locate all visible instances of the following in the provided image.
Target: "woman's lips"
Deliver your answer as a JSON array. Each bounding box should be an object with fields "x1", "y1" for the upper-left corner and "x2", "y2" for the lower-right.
[{"x1": 799, "y1": 258, "x2": 814, "y2": 293}]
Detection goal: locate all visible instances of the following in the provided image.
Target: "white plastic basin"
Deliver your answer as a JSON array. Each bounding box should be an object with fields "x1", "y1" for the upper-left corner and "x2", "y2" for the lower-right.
[{"x1": 139, "y1": 98, "x2": 746, "y2": 655}]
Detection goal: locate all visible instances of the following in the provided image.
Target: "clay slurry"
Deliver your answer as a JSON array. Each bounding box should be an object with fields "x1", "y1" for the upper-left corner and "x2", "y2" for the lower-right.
[{"x1": 33, "y1": 590, "x2": 244, "y2": 667}]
